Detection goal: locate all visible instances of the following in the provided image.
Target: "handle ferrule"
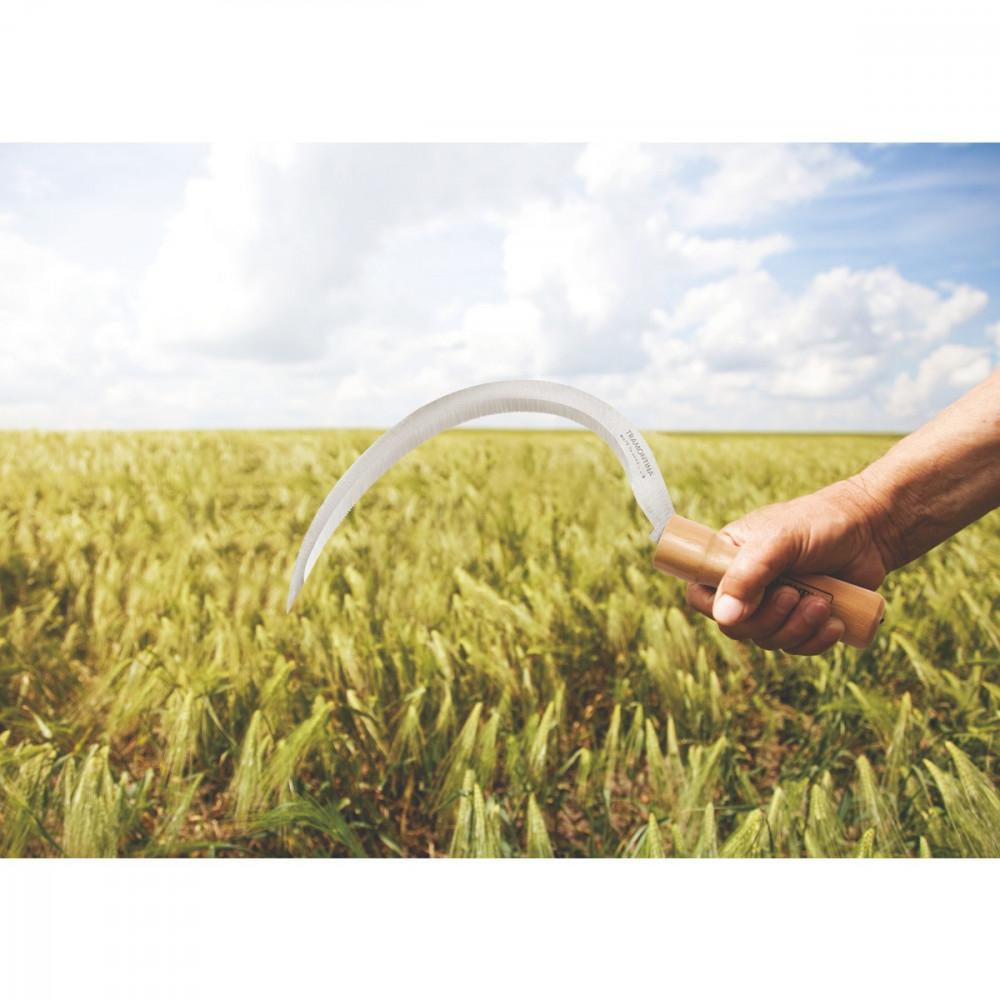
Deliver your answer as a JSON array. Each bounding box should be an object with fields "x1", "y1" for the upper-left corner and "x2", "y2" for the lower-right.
[{"x1": 653, "y1": 514, "x2": 884, "y2": 649}]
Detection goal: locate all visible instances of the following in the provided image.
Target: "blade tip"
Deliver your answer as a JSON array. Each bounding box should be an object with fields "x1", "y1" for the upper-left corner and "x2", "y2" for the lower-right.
[{"x1": 286, "y1": 571, "x2": 303, "y2": 612}]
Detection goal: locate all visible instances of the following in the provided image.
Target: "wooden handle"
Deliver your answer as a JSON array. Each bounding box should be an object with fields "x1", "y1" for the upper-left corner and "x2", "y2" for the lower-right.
[{"x1": 652, "y1": 514, "x2": 885, "y2": 649}]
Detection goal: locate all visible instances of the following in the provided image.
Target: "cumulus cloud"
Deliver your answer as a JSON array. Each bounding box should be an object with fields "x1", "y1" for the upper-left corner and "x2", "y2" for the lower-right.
[
  {"x1": 0, "y1": 223, "x2": 129, "y2": 425},
  {"x1": 887, "y1": 344, "x2": 994, "y2": 418},
  {"x1": 660, "y1": 231, "x2": 794, "y2": 275},
  {"x1": 657, "y1": 266, "x2": 985, "y2": 359},
  {"x1": 137, "y1": 143, "x2": 858, "y2": 380},
  {"x1": 0, "y1": 143, "x2": 993, "y2": 431},
  {"x1": 576, "y1": 143, "x2": 653, "y2": 195},
  {"x1": 633, "y1": 264, "x2": 988, "y2": 426},
  {"x1": 136, "y1": 144, "x2": 577, "y2": 365},
  {"x1": 502, "y1": 198, "x2": 623, "y2": 329},
  {"x1": 575, "y1": 143, "x2": 865, "y2": 229},
  {"x1": 492, "y1": 147, "x2": 826, "y2": 374},
  {"x1": 0, "y1": 225, "x2": 122, "y2": 365},
  {"x1": 667, "y1": 144, "x2": 866, "y2": 230},
  {"x1": 988, "y1": 321, "x2": 1000, "y2": 351}
]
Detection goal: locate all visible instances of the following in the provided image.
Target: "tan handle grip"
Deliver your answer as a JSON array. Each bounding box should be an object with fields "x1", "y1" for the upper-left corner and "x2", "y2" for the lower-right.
[{"x1": 652, "y1": 514, "x2": 885, "y2": 649}]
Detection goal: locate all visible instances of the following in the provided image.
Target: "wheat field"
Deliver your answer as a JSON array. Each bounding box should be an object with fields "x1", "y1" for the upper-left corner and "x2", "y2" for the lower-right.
[{"x1": 0, "y1": 428, "x2": 997, "y2": 857}]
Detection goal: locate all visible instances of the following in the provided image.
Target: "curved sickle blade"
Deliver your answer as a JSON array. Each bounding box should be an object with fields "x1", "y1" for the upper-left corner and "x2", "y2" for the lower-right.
[{"x1": 287, "y1": 380, "x2": 673, "y2": 609}]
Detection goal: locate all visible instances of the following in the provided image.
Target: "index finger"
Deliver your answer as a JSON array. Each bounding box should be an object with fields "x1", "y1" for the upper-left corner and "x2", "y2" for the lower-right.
[{"x1": 688, "y1": 582, "x2": 803, "y2": 639}]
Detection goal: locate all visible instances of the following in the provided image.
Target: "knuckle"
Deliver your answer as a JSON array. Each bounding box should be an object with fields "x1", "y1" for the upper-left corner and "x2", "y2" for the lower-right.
[
  {"x1": 765, "y1": 620, "x2": 815, "y2": 652},
  {"x1": 787, "y1": 639, "x2": 825, "y2": 657},
  {"x1": 685, "y1": 584, "x2": 715, "y2": 614}
]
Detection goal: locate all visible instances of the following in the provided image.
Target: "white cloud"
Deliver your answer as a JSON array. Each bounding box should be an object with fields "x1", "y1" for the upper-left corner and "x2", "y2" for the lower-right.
[
  {"x1": 136, "y1": 144, "x2": 578, "y2": 366},
  {"x1": 447, "y1": 298, "x2": 550, "y2": 375},
  {"x1": 652, "y1": 269, "x2": 786, "y2": 359},
  {"x1": 134, "y1": 143, "x2": 864, "y2": 389},
  {"x1": 659, "y1": 231, "x2": 793, "y2": 275},
  {"x1": 0, "y1": 225, "x2": 122, "y2": 366},
  {"x1": 786, "y1": 268, "x2": 986, "y2": 350},
  {"x1": 485, "y1": 144, "x2": 859, "y2": 376},
  {"x1": 495, "y1": 175, "x2": 796, "y2": 373},
  {"x1": 0, "y1": 224, "x2": 129, "y2": 425},
  {"x1": 988, "y1": 321, "x2": 1000, "y2": 351},
  {"x1": 887, "y1": 344, "x2": 994, "y2": 418},
  {"x1": 642, "y1": 264, "x2": 988, "y2": 418},
  {"x1": 576, "y1": 143, "x2": 653, "y2": 195},
  {"x1": 0, "y1": 143, "x2": 992, "y2": 432},
  {"x1": 574, "y1": 144, "x2": 865, "y2": 228},
  {"x1": 502, "y1": 198, "x2": 623, "y2": 327},
  {"x1": 654, "y1": 266, "x2": 986, "y2": 365},
  {"x1": 676, "y1": 144, "x2": 866, "y2": 230}
]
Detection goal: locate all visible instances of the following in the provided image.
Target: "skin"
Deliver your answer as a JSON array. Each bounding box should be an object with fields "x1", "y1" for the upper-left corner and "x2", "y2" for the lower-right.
[{"x1": 686, "y1": 366, "x2": 1000, "y2": 655}]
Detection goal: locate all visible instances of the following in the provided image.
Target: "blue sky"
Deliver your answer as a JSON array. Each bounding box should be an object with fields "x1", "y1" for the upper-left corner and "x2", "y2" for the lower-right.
[
  {"x1": 1, "y1": 143, "x2": 997, "y2": 430},
  {"x1": 770, "y1": 145, "x2": 1000, "y2": 299}
]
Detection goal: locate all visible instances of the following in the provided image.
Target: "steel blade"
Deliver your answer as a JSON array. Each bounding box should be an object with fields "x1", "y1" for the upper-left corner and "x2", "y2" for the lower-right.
[{"x1": 287, "y1": 380, "x2": 673, "y2": 609}]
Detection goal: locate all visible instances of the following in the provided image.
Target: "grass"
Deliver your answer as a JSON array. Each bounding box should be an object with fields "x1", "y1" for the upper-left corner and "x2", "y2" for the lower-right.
[{"x1": 0, "y1": 428, "x2": 997, "y2": 857}]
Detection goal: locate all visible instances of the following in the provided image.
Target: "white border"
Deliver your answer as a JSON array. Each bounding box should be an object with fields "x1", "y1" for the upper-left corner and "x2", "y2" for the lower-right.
[
  {"x1": 2, "y1": 859, "x2": 997, "y2": 998},
  {"x1": 1, "y1": 1, "x2": 999, "y2": 140}
]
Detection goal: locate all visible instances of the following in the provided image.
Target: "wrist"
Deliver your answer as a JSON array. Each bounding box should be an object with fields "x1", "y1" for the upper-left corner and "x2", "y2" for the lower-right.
[{"x1": 843, "y1": 465, "x2": 911, "y2": 572}]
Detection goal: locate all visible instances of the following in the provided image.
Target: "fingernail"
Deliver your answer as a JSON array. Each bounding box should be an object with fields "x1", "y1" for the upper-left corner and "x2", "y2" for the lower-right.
[
  {"x1": 714, "y1": 593, "x2": 745, "y2": 625},
  {"x1": 824, "y1": 617, "x2": 845, "y2": 642},
  {"x1": 775, "y1": 588, "x2": 799, "y2": 615},
  {"x1": 803, "y1": 599, "x2": 831, "y2": 626}
]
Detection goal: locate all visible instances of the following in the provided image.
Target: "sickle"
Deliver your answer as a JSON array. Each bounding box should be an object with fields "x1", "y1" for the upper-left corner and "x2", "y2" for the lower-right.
[
  {"x1": 287, "y1": 380, "x2": 674, "y2": 610},
  {"x1": 286, "y1": 379, "x2": 885, "y2": 648}
]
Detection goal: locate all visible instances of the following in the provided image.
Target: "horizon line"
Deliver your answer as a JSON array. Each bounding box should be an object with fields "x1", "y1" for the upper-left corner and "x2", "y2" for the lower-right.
[{"x1": 0, "y1": 425, "x2": 911, "y2": 437}]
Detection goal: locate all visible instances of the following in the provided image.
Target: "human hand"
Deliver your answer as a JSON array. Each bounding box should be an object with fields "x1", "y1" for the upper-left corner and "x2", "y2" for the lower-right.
[{"x1": 685, "y1": 478, "x2": 895, "y2": 655}]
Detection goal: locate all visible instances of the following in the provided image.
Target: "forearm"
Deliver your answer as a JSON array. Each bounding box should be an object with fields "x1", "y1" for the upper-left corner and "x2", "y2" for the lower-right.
[{"x1": 852, "y1": 367, "x2": 1000, "y2": 570}]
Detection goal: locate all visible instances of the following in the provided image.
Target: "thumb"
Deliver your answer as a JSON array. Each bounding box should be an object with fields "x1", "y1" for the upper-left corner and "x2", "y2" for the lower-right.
[{"x1": 712, "y1": 526, "x2": 798, "y2": 626}]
